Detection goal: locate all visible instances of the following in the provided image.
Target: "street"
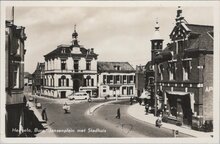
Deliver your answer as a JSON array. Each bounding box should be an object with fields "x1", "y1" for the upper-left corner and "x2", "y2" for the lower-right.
[{"x1": 28, "y1": 93, "x2": 192, "y2": 137}]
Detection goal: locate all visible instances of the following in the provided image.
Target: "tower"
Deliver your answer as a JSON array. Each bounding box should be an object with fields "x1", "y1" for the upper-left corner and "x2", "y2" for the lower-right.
[
  {"x1": 71, "y1": 24, "x2": 81, "y2": 54},
  {"x1": 151, "y1": 20, "x2": 164, "y2": 64},
  {"x1": 175, "y1": 6, "x2": 187, "y2": 25},
  {"x1": 72, "y1": 24, "x2": 79, "y2": 46}
]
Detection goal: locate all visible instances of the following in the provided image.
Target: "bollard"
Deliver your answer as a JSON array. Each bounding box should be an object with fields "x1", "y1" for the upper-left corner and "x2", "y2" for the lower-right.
[
  {"x1": 173, "y1": 130, "x2": 176, "y2": 137},
  {"x1": 173, "y1": 129, "x2": 179, "y2": 137}
]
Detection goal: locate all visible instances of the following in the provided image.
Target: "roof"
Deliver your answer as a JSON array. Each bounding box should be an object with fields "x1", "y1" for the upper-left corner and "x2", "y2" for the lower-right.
[
  {"x1": 44, "y1": 44, "x2": 98, "y2": 60},
  {"x1": 186, "y1": 24, "x2": 213, "y2": 35},
  {"x1": 24, "y1": 72, "x2": 32, "y2": 79},
  {"x1": 32, "y1": 62, "x2": 45, "y2": 75},
  {"x1": 97, "y1": 61, "x2": 135, "y2": 73}
]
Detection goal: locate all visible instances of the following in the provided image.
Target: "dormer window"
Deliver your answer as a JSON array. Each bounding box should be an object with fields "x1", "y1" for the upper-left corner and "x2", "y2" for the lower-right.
[
  {"x1": 61, "y1": 48, "x2": 66, "y2": 53},
  {"x1": 114, "y1": 65, "x2": 121, "y2": 70}
]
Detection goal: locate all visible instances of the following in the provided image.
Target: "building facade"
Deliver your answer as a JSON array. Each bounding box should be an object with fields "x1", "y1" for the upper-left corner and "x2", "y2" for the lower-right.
[
  {"x1": 135, "y1": 65, "x2": 146, "y2": 97},
  {"x1": 24, "y1": 72, "x2": 32, "y2": 86},
  {"x1": 97, "y1": 62, "x2": 136, "y2": 98},
  {"x1": 42, "y1": 26, "x2": 98, "y2": 98},
  {"x1": 152, "y1": 7, "x2": 213, "y2": 130},
  {"x1": 32, "y1": 62, "x2": 45, "y2": 95},
  {"x1": 5, "y1": 20, "x2": 27, "y2": 136}
]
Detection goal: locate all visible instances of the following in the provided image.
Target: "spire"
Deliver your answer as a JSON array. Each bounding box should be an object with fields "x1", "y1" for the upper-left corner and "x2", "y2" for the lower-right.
[
  {"x1": 152, "y1": 19, "x2": 163, "y2": 40},
  {"x1": 72, "y1": 24, "x2": 79, "y2": 46},
  {"x1": 155, "y1": 18, "x2": 159, "y2": 31},
  {"x1": 175, "y1": 6, "x2": 187, "y2": 24}
]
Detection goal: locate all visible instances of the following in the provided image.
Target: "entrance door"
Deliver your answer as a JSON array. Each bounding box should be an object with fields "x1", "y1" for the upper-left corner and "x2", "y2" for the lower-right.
[
  {"x1": 61, "y1": 91, "x2": 66, "y2": 98},
  {"x1": 73, "y1": 79, "x2": 80, "y2": 92},
  {"x1": 181, "y1": 94, "x2": 192, "y2": 125}
]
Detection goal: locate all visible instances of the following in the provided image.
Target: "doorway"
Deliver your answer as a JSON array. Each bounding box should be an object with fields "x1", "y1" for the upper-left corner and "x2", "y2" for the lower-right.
[
  {"x1": 73, "y1": 79, "x2": 80, "y2": 92},
  {"x1": 167, "y1": 92, "x2": 192, "y2": 126},
  {"x1": 61, "y1": 91, "x2": 66, "y2": 98}
]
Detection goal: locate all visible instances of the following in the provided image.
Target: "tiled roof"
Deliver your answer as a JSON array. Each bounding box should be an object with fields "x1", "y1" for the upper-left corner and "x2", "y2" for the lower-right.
[
  {"x1": 186, "y1": 24, "x2": 213, "y2": 35},
  {"x1": 44, "y1": 44, "x2": 98, "y2": 60},
  {"x1": 97, "y1": 61, "x2": 135, "y2": 73}
]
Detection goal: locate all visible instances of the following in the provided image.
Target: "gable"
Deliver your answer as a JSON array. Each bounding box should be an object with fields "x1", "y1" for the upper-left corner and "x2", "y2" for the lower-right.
[{"x1": 170, "y1": 23, "x2": 191, "y2": 41}]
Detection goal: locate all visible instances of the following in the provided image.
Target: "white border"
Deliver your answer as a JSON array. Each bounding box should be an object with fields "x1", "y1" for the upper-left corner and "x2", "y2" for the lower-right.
[{"x1": 0, "y1": 1, "x2": 219, "y2": 144}]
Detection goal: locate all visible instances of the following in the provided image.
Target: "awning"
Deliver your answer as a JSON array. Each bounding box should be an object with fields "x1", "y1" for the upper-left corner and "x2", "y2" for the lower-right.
[
  {"x1": 140, "y1": 91, "x2": 151, "y2": 99},
  {"x1": 166, "y1": 91, "x2": 189, "y2": 96}
]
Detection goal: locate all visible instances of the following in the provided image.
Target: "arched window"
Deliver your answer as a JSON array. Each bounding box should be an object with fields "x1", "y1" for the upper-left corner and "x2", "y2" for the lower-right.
[{"x1": 59, "y1": 75, "x2": 67, "y2": 87}]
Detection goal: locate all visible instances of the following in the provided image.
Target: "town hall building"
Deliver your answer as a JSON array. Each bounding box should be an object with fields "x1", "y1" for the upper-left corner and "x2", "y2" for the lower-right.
[{"x1": 42, "y1": 26, "x2": 98, "y2": 98}]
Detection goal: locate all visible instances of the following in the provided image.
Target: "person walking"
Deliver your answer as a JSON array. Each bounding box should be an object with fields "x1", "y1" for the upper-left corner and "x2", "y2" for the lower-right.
[
  {"x1": 139, "y1": 98, "x2": 142, "y2": 105},
  {"x1": 23, "y1": 95, "x2": 27, "y2": 105},
  {"x1": 41, "y1": 108, "x2": 48, "y2": 121},
  {"x1": 115, "y1": 108, "x2": 121, "y2": 119},
  {"x1": 145, "y1": 104, "x2": 149, "y2": 115},
  {"x1": 130, "y1": 97, "x2": 133, "y2": 105}
]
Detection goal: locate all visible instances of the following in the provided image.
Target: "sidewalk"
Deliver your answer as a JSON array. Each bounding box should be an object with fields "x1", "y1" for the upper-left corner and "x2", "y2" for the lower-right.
[
  {"x1": 28, "y1": 102, "x2": 56, "y2": 137},
  {"x1": 127, "y1": 103, "x2": 213, "y2": 138}
]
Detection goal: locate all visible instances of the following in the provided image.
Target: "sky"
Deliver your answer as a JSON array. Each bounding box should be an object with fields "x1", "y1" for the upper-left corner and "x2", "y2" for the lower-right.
[{"x1": 6, "y1": 6, "x2": 213, "y2": 73}]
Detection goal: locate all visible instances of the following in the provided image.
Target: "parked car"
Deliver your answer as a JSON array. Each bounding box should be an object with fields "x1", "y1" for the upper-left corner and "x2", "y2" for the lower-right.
[
  {"x1": 28, "y1": 96, "x2": 34, "y2": 101},
  {"x1": 68, "y1": 92, "x2": 89, "y2": 100}
]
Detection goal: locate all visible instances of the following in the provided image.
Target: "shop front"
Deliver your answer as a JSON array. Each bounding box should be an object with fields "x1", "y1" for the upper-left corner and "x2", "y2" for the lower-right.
[{"x1": 164, "y1": 91, "x2": 194, "y2": 126}]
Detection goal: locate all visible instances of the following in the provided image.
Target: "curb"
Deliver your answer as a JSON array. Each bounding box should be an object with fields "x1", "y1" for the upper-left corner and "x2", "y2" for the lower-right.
[{"x1": 86, "y1": 99, "x2": 126, "y2": 115}]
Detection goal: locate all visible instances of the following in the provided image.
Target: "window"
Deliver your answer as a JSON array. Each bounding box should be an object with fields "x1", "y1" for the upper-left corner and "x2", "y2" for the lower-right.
[
  {"x1": 61, "y1": 48, "x2": 65, "y2": 53},
  {"x1": 74, "y1": 60, "x2": 79, "y2": 72},
  {"x1": 59, "y1": 76, "x2": 67, "y2": 87},
  {"x1": 123, "y1": 75, "x2": 127, "y2": 83},
  {"x1": 61, "y1": 60, "x2": 66, "y2": 70},
  {"x1": 183, "y1": 60, "x2": 191, "y2": 81},
  {"x1": 116, "y1": 75, "x2": 120, "y2": 84},
  {"x1": 114, "y1": 65, "x2": 121, "y2": 70},
  {"x1": 103, "y1": 75, "x2": 106, "y2": 84},
  {"x1": 169, "y1": 62, "x2": 176, "y2": 80},
  {"x1": 86, "y1": 60, "x2": 91, "y2": 70},
  {"x1": 158, "y1": 64, "x2": 164, "y2": 80},
  {"x1": 66, "y1": 79, "x2": 69, "y2": 86},
  {"x1": 177, "y1": 41, "x2": 184, "y2": 53},
  {"x1": 91, "y1": 79, "x2": 94, "y2": 86},
  {"x1": 13, "y1": 64, "x2": 19, "y2": 88},
  {"x1": 103, "y1": 89, "x2": 106, "y2": 93},
  {"x1": 107, "y1": 75, "x2": 113, "y2": 84}
]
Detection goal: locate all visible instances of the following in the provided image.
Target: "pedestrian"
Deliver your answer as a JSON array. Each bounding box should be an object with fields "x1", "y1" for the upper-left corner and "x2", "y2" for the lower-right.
[
  {"x1": 115, "y1": 108, "x2": 121, "y2": 119},
  {"x1": 35, "y1": 98, "x2": 38, "y2": 104},
  {"x1": 23, "y1": 95, "x2": 27, "y2": 105},
  {"x1": 145, "y1": 104, "x2": 149, "y2": 115},
  {"x1": 41, "y1": 108, "x2": 48, "y2": 121},
  {"x1": 130, "y1": 97, "x2": 133, "y2": 105},
  {"x1": 63, "y1": 102, "x2": 70, "y2": 114},
  {"x1": 139, "y1": 98, "x2": 142, "y2": 105}
]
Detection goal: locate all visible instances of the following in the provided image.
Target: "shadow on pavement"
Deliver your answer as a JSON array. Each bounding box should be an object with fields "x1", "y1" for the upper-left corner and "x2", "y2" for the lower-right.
[{"x1": 19, "y1": 108, "x2": 46, "y2": 137}]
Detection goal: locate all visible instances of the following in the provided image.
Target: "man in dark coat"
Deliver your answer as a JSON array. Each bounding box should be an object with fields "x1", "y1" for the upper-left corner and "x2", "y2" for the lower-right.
[
  {"x1": 130, "y1": 97, "x2": 133, "y2": 105},
  {"x1": 115, "y1": 108, "x2": 121, "y2": 119},
  {"x1": 41, "y1": 108, "x2": 48, "y2": 121}
]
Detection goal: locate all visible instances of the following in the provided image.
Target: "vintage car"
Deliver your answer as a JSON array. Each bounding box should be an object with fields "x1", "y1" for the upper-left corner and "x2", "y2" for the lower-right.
[{"x1": 68, "y1": 92, "x2": 90, "y2": 100}]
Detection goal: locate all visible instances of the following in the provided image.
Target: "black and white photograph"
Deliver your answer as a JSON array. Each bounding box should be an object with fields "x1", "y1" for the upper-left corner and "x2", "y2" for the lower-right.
[{"x1": 0, "y1": 1, "x2": 219, "y2": 144}]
